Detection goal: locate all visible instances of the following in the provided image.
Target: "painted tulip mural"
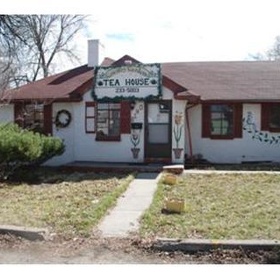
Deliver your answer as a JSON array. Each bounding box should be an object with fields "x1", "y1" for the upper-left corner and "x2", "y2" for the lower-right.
[{"x1": 173, "y1": 111, "x2": 183, "y2": 159}]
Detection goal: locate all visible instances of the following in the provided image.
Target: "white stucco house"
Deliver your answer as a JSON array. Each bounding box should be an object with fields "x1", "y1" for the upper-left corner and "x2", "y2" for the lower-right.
[{"x1": 1, "y1": 39, "x2": 280, "y2": 166}]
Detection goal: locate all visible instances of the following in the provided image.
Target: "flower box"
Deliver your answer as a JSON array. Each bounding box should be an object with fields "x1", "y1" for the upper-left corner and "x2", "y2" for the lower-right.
[
  {"x1": 165, "y1": 198, "x2": 185, "y2": 214},
  {"x1": 163, "y1": 174, "x2": 177, "y2": 185}
]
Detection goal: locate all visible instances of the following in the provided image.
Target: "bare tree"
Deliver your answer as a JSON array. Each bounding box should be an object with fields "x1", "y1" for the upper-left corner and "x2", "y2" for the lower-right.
[
  {"x1": 247, "y1": 52, "x2": 268, "y2": 61},
  {"x1": 267, "y1": 35, "x2": 280, "y2": 61},
  {"x1": 0, "y1": 50, "x2": 15, "y2": 101},
  {"x1": 0, "y1": 15, "x2": 89, "y2": 88},
  {"x1": 248, "y1": 35, "x2": 280, "y2": 61}
]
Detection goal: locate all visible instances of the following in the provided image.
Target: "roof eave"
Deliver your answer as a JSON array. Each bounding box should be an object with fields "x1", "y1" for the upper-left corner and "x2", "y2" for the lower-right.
[
  {"x1": 201, "y1": 99, "x2": 280, "y2": 103},
  {"x1": 174, "y1": 91, "x2": 201, "y2": 104}
]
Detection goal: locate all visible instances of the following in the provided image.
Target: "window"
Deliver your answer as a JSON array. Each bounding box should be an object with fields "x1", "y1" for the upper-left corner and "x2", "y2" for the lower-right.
[
  {"x1": 93, "y1": 101, "x2": 131, "y2": 141},
  {"x1": 96, "y1": 103, "x2": 121, "y2": 140},
  {"x1": 261, "y1": 103, "x2": 280, "y2": 132},
  {"x1": 85, "y1": 102, "x2": 95, "y2": 133},
  {"x1": 202, "y1": 103, "x2": 242, "y2": 139},
  {"x1": 23, "y1": 104, "x2": 44, "y2": 133},
  {"x1": 148, "y1": 102, "x2": 170, "y2": 144},
  {"x1": 210, "y1": 104, "x2": 233, "y2": 136},
  {"x1": 14, "y1": 103, "x2": 52, "y2": 135}
]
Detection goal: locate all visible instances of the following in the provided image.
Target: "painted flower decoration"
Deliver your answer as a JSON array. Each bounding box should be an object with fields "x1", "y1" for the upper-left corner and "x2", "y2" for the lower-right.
[
  {"x1": 174, "y1": 112, "x2": 183, "y2": 125},
  {"x1": 173, "y1": 111, "x2": 183, "y2": 148},
  {"x1": 130, "y1": 131, "x2": 140, "y2": 148}
]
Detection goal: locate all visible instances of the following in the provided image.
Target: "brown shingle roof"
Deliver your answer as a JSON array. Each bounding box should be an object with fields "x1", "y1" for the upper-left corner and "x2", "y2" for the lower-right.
[
  {"x1": 3, "y1": 58, "x2": 280, "y2": 103},
  {"x1": 4, "y1": 64, "x2": 94, "y2": 102},
  {"x1": 162, "y1": 61, "x2": 280, "y2": 101}
]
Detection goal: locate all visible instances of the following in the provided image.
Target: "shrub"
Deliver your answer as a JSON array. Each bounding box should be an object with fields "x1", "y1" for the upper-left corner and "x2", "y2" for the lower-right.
[{"x1": 0, "y1": 123, "x2": 64, "y2": 180}]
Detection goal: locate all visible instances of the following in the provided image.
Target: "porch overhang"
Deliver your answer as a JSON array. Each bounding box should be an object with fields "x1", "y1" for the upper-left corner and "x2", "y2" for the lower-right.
[
  {"x1": 174, "y1": 90, "x2": 201, "y2": 103},
  {"x1": 162, "y1": 75, "x2": 200, "y2": 104}
]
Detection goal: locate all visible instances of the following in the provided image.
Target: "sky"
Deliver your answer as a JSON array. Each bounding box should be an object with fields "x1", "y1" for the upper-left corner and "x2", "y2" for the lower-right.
[
  {"x1": 4, "y1": 0, "x2": 280, "y2": 66},
  {"x1": 81, "y1": 0, "x2": 280, "y2": 64}
]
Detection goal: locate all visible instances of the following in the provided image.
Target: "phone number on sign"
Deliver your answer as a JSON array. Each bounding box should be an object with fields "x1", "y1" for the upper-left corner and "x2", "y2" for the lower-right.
[{"x1": 115, "y1": 88, "x2": 139, "y2": 93}]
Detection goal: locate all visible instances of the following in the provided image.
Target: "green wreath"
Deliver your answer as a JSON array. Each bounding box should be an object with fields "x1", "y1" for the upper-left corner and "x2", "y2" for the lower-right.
[{"x1": 55, "y1": 109, "x2": 72, "y2": 128}]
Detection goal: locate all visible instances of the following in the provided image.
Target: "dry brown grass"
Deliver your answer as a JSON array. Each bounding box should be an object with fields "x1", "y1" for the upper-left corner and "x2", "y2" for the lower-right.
[
  {"x1": 0, "y1": 170, "x2": 134, "y2": 238},
  {"x1": 141, "y1": 173, "x2": 280, "y2": 240}
]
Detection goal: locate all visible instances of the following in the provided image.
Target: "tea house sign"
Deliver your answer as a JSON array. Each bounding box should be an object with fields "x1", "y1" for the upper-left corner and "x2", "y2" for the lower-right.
[{"x1": 93, "y1": 63, "x2": 161, "y2": 101}]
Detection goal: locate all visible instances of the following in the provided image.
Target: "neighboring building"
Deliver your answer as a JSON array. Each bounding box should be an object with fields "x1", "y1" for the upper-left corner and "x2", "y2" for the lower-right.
[{"x1": 1, "y1": 39, "x2": 280, "y2": 165}]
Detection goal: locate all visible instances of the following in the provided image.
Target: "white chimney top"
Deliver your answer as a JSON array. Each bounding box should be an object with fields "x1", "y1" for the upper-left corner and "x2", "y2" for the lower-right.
[{"x1": 88, "y1": 39, "x2": 104, "y2": 67}]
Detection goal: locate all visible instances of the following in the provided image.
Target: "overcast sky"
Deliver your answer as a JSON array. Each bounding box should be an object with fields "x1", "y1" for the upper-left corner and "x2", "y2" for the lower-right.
[{"x1": 5, "y1": 0, "x2": 280, "y2": 65}]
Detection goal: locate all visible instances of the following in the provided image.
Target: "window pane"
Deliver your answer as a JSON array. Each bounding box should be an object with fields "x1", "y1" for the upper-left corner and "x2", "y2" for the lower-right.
[
  {"x1": 96, "y1": 102, "x2": 120, "y2": 137},
  {"x1": 148, "y1": 103, "x2": 169, "y2": 123},
  {"x1": 23, "y1": 104, "x2": 44, "y2": 133},
  {"x1": 86, "y1": 119, "x2": 95, "y2": 132},
  {"x1": 110, "y1": 103, "x2": 121, "y2": 109},
  {"x1": 210, "y1": 105, "x2": 233, "y2": 136},
  {"x1": 98, "y1": 110, "x2": 108, "y2": 121},
  {"x1": 148, "y1": 124, "x2": 169, "y2": 143},
  {"x1": 86, "y1": 106, "x2": 95, "y2": 117},
  {"x1": 98, "y1": 103, "x2": 109, "y2": 110},
  {"x1": 269, "y1": 105, "x2": 280, "y2": 128}
]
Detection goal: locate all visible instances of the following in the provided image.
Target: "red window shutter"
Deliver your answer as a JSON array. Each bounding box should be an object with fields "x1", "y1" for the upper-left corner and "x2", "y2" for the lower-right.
[
  {"x1": 44, "y1": 104, "x2": 53, "y2": 136},
  {"x1": 14, "y1": 103, "x2": 24, "y2": 127},
  {"x1": 234, "y1": 103, "x2": 243, "y2": 138},
  {"x1": 120, "y1": 101, "x2": 131, "y2": 134},
  {"x1": 202, "y1": 104, "x2": 211, "y2": 138},
  {"x1": 261, "y1": 103, "x2": 270, "y2": 131}
]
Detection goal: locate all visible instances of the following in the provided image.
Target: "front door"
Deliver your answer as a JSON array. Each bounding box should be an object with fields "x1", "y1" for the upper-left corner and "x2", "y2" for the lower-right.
[{"x1": 145, "y1": 100, "x2": 172, "y2": 162}]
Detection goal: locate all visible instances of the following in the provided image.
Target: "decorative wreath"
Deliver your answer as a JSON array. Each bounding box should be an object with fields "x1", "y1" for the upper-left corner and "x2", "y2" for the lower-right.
[{"x1": 55, "y1": 109, "x2": 72, "y2": 128}]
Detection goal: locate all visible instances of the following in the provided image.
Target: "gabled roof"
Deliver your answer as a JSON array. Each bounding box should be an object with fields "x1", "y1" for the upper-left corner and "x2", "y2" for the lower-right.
[
  {"x1": 3, "y1": 56, "x2": 280, "y2": 103},
  {"x1": 106, "y1": 55, "x2": 199, "y2": 102},
  {"x1": 3, "y1": 64, "x2": 94, "y2": 102},
  {"x1": 162, "y1": 61, "x2": 280, "y2": 102}
]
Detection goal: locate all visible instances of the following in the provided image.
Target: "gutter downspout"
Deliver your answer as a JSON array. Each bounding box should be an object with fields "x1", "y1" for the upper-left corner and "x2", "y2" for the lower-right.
[{"x1": 185, "y1": 104, "x2": 198, "y2": 165}]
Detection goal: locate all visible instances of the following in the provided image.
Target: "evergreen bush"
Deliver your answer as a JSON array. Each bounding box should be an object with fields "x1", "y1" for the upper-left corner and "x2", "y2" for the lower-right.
[{"x1": 0, "y1": 123, "x2": 64, "y2": 180}]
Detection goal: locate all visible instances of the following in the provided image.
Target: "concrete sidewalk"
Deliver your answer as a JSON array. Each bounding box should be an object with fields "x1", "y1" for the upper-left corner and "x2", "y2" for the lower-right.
[{"x1": 98, "y1": 172, "x2": 161, "y2": 238}]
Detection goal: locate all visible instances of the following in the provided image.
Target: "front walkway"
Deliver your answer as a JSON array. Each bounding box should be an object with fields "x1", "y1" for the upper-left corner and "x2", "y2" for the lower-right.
[{"x1": 98, "y1": 172, "x2": 161, "y2": 238}]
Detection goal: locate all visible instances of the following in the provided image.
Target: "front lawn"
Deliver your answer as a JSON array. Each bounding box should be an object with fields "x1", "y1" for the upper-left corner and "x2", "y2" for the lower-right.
[
  {"x1": 0, "y1": 170, "x2": 134, "y2": 238},
  {"x1": 140, "y1": 173, "x2": 280, "y2": 240}
]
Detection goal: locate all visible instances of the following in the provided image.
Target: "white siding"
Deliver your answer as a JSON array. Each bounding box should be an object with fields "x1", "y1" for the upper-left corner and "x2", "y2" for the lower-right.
[
  {"x1": 186, "y1": 104, "x2": 280, "y2": 163},
  {"x1": 46, "y1": 103, "x2": 75, "y2": 165},
  {"x1": 48, "y1": 87, "x2": 187, "y2": 165},
  {"x1": 0, "y1": 104, "x2": 14, "y2": 124}
]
